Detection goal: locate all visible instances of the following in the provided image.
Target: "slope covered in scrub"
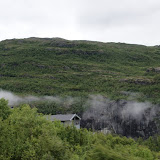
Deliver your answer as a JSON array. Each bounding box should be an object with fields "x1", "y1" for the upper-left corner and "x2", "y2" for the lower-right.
[{"x1": 0, "y1": 37, "x2": 160, "y2": 103}]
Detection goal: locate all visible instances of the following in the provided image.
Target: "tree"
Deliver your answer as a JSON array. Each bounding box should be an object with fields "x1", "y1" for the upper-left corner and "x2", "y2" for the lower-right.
[
  {"x1": 0, "y1": 105, "x2": 71, "y2": 159},
  {"x1": 0, "y1": 98, "x2": 11, "y2": 120}
]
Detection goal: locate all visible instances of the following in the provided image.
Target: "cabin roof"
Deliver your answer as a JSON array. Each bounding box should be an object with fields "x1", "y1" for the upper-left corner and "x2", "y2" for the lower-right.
[{"x1": 46, "y1": 114, "x2": 81, "y2": 121}]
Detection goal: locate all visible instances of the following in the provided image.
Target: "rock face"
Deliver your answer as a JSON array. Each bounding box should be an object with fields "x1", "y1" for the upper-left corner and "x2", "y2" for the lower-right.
[
  {"x1": 147, "y1": 67, "x2": 160, "y2": 73},
  {"x1": 81, "y1": 99, "x2": 159, "y2": 138}
]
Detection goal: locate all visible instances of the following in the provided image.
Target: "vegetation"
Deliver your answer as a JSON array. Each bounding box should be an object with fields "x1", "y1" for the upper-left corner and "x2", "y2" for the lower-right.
[
  {"x1": 1, "y1": 38, "x2": 160, "y2": 159},
  {"x1": 0, "y1": 38, "x2": 160, "y2": 104},
  {"x1": 1, "y1": 98, "x2": 160, "y2": 160}
]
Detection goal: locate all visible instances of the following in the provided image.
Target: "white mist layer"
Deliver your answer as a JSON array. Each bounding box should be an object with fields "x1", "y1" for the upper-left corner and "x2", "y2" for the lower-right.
[
  {"x1": 0, "y1": 89, "x2": 159, "y2": 124},
  {"x1": 82, "y1": 95, "x2": 159, "y2": 123},
  {"x1": 0, "y1": 89, "x2": 76, "y2": 106}
]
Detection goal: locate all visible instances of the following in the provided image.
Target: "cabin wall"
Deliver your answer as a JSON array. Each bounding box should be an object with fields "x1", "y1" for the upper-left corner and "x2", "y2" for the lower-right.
[
  {"x1": 74, "y1": 120, "x2": 80, "y2": 129},
  {"x1": 64, "y1": 120, "x2": 72, "y2": 126},
  {"x1": 63, "y1": 120, "x2": 80, "y2": 129}
]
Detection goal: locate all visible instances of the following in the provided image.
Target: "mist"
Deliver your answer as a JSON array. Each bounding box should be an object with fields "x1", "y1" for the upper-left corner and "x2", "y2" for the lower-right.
[
  {"x1": 0, "y1": 89, "x2": 158, "y2": 122},
  {"x1": 0, "y1": 89, "x2": 77, "y2": 106},
  {"x1": 83, "y1": 95, "x2": 158, "y2": 122},
  {"x1": 82, "y1": 95, "x2": 160, "y2": 137},
  {"x1": 0, "y1": 89, "x2": 159, "y2": 137}
]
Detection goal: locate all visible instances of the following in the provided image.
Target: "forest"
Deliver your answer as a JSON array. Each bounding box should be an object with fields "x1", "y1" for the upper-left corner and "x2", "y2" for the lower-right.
[{"x1": 1, "y1": 98, "x2": 160, "y2": 160}]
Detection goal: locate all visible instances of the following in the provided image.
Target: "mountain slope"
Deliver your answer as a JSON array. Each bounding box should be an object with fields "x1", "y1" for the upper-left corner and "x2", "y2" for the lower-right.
[{"x1": 0, "y1": 37, "x2": 160, "y2": 103}]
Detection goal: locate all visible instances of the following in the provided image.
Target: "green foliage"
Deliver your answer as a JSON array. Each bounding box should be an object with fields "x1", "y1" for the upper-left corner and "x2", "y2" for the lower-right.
[
  {"x1": 0, "y1": 101, "x2": 159, "y2": 160},
  {"x1": 86, "y1": 143, "x2": 155, "y2": 160},
  {"x1": 0, "y1": 104, "x2": 70, "y2": 160},
  {"x1": 0, "y1": 98, "x2": 11, "y2": 120},
  {"x1": 31, "y1": 97, "x2": 86, "y2": 115},
  {"x1": 1, "y1": 37, "x2": 160, "y2": 159},
  {"x1": 140, "y1": 135, "x2": 160, "y2": 152},
  {"x1": 0, "y1": 38, "x2": 160, "y2": 104},
  {"x1": 86, "y1": 134, "x2": 155, "y2": 160}
]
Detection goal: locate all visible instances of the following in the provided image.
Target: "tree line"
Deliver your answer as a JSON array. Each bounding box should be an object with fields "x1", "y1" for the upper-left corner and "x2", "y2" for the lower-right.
[{"x1": 1, "y1": 98, "x2": 160, "y2": 160}]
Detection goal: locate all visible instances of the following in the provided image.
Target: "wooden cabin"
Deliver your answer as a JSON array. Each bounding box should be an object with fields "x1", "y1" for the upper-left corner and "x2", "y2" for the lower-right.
[{"x1": 46, "y1": 114, "x2": 81, "y2": 129}]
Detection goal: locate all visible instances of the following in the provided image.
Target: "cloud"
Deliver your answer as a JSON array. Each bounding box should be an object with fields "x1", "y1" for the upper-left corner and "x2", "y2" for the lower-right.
[
  {"x1": 0, "y1": 89, "x2": 157, "y2": 124},
  {"x1": 0, "y1": 89, "x2": 78, "y2": 107},
  {"x1": 0, "y1": 89, "x2": 40, "y2": 106},
  {"x1": 0, "y1": 89, "x2": 159, "y2": 136},
  {"x1": 82, "y1": 94, "x2": 159, "y2": 126},
  {"x1": 0, "y1": 0, "x2": 160, "y2": 45}
]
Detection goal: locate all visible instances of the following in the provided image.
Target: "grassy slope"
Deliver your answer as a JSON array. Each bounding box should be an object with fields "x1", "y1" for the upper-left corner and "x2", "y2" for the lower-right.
[{"x1": 0, "y1": 37, "x2": 160, "y2": 103}]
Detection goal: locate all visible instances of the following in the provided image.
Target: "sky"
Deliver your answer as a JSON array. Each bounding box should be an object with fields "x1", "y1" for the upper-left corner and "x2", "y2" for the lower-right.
[{"x1": 0, "y1": 0, "x2": 160, "y2": 46}]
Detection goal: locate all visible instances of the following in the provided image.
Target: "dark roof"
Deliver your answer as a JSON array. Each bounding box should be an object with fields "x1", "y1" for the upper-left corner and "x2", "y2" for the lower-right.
[{"x1": 46, "y1": 114, "x2": 81, "y2": 121}]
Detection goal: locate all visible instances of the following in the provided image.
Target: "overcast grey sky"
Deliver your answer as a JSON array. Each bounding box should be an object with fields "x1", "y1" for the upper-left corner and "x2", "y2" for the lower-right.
[{"x1": 0, "y1": 0, "x2": 160, "y2": 45}]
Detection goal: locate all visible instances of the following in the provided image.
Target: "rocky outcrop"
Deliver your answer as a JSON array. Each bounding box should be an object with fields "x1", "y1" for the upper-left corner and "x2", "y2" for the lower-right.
[
  {"x1": 81, "y1": 99, "x2": 160, "y2": 138},
  {"x1": 146, "y1": 67, "x2": 160, "y2": 73}
]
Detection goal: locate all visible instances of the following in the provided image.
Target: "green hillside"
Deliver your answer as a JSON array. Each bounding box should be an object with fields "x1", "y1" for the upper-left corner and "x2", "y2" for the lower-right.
[{"x1": 0, "y1": 37, "x2": 160, "y2": 103}]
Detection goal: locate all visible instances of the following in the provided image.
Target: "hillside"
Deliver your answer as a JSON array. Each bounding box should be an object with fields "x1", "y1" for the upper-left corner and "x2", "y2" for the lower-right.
[{"x1": 0, "y1": 37, "x2": 160, "y2": 103}]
